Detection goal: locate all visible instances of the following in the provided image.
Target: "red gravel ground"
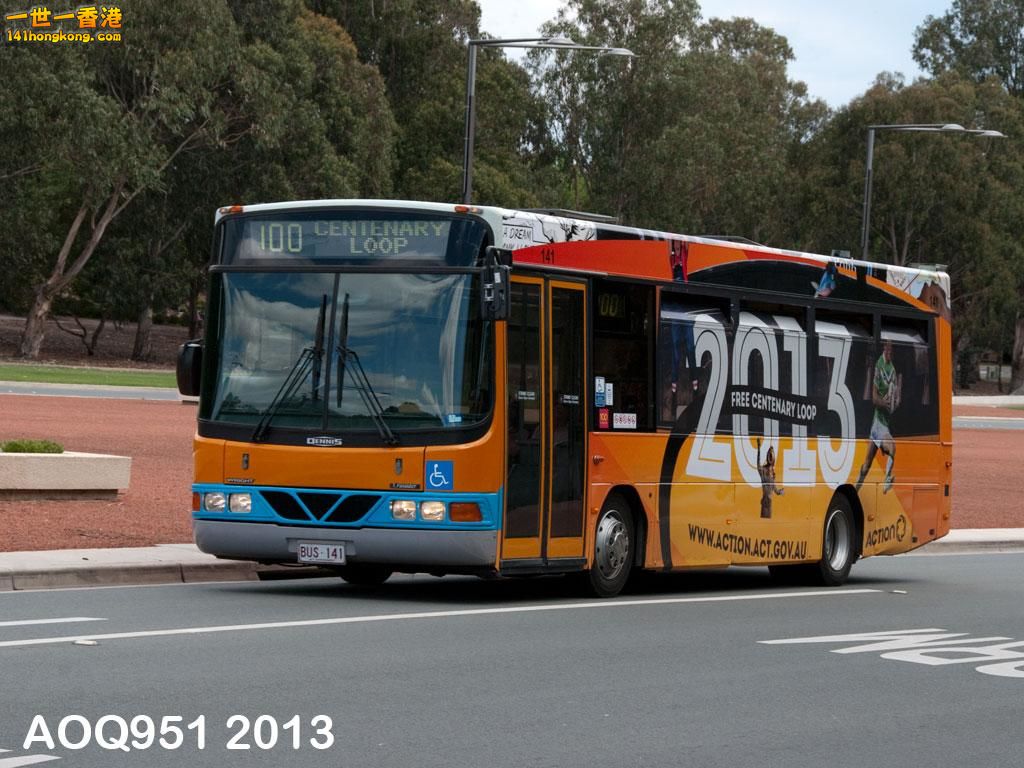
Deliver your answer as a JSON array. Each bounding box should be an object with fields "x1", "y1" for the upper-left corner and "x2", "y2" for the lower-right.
[
  {"x1": 952, "y1": 405, "x2": 1023, "y2": 418},
  {"x1": 0, "y1": 395, "x2": 1020, "y2": 552},
  {"x1": 0, "y1": 395, "x2": 194, "y2": 551}
]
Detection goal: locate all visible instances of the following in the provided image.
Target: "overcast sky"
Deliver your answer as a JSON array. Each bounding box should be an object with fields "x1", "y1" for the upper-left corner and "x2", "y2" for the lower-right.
[{"x1": 475, "y1": 0, "x2": 952, "y2": 108}]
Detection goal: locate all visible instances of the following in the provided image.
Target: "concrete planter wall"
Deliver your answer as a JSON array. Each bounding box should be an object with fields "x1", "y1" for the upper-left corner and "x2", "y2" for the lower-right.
[{"x1": 0, "y1": 451, "x2": 131, "y2": 500}]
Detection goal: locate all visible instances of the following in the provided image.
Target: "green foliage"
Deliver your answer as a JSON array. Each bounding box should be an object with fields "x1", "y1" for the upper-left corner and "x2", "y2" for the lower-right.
[
  {"x1": 2, "y1": 0, "x2": 1023, "y2": 376},
  {"x1": 530, "y1": 0, "x2": 825, "y2": 240},
  {"x1": 320, "y1": 0, "x2": 547, "y2": 205},
  {"x1": 791, "y1": 73, "x2": 1023, "y2": 355},
  {"x1": 1, "y1": 440, "x2": 64, "y2": 454},
  {"x1": 914, "y1": 0, "x2": 1024, "y2": 96}
]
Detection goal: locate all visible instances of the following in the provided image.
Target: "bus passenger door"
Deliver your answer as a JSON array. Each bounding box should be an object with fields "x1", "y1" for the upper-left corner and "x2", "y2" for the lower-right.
[{"x1": 502, "y1": 277, "x2": 587, "y2": 566}]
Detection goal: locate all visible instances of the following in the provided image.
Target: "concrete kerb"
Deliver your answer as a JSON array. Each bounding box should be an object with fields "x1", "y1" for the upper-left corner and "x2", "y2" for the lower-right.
[
  {"x1": 914, "y1": 528, "x2": 1024, "y2": 555},
  {"x1": 952, "y1": 395, "x2": 1024, "y2": 407},
  {"x1": 0, "y1": 544, "x2": 327, "y2": 591}
]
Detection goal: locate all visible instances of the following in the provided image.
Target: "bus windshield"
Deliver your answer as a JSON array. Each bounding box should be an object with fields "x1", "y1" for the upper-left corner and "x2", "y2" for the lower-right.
[{"x1": 203, "y1": 270, "x2": 492, "y2": 440}]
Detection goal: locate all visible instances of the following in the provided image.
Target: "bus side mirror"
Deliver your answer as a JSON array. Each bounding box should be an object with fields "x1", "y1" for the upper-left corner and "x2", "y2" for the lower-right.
[
  {"x1": 481, "y1": 246, "x2": 511, "y2": 320},
  {"x1": 177, "y1": 339, "x2": 203, "y2": 397}
]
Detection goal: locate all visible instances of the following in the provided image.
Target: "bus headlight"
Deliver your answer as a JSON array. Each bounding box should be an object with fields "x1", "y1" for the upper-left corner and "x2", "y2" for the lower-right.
[
  {"x1": 229, "y1": 493, "x2": 252, "y2": 513},
  {"x1": 390, "y1": 500, "x2": 416, "y2": 520},
  {"x1": 420, "y1": 501, "x2": 445, "y2": 521},
  {"x1": 203, "y1": 492, "x2": 226, "y2": 512}
]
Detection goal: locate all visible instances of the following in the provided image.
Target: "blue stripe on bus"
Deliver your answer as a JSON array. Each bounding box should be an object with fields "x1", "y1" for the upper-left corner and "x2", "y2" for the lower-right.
[{"x1": 192, "y1": 484, "x2": 502, "y2": 531}]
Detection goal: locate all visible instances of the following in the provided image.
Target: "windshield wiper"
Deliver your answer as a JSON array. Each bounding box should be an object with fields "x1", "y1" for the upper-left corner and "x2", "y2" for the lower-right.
[
  {"x1": 251, "y1": 296, "x2": 327, "y2": 442},
  {"x1": 336, "y1": 343, "x2": 399, "y2": 446}
]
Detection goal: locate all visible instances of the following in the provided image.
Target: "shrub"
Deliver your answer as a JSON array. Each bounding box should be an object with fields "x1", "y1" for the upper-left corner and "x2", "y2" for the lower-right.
[{"x1": 1, "y1": 439, "x2": 64, "y2": 454}]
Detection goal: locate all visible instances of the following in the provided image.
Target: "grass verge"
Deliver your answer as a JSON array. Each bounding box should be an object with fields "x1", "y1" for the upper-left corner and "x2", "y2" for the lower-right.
[{"x1": 0, "y1": 363, "x2": 176, "y2": 388}]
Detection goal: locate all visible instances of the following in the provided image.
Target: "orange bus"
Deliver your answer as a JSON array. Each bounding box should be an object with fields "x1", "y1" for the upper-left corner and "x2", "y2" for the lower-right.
[{"x1": 178, "y1": 199, "x2": 952, "y2": 596}]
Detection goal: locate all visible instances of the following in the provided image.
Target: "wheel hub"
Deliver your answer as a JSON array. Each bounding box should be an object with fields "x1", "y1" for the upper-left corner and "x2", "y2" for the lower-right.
[{"x1": 596, "y1": 512, "x2": 629, "y2": 579}]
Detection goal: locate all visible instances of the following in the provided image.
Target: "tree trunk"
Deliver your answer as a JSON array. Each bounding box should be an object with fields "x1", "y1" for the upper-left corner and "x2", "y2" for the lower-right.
[
  {"x1": 132, "y1": 305, "x2": 154, "y2": 361},
  {"x1": 1010, "y1": 315, "x2": 1024, "y2": 394},
  {"x1": 18, "y1": 285, "x2": 57, "y2": 358},
  {"x1": 87, "y1": 316, "x2": 106, "y2": 355}
]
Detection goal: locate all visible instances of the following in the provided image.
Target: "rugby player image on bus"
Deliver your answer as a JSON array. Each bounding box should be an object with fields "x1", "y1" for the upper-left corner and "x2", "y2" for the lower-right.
[{"x1": 856, "y1": 339, "x2": 900, "y2": 493}]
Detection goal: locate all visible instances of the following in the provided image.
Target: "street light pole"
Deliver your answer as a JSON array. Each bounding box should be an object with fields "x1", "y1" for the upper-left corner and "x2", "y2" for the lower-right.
[
  {"x1": 461, "y1": 36, "x2": 634, "y2": 205},
  {"x1": 860, "y1": 123, "x2": 1006, "y2": 262}
]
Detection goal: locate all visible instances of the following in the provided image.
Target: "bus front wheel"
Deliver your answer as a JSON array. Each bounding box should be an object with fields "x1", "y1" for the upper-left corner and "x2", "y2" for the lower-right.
[
  {"x1": 337, "y1": 563, "x2": 393, "y2": 586},
  {"x1": 586, "y1": 495, "x2": 634, "y2": 598}
]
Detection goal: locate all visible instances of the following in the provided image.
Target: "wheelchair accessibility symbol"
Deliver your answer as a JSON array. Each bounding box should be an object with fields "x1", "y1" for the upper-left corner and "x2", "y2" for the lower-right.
[{"x1": 427, "y1": 461, "x2": 454, "y2": 491}]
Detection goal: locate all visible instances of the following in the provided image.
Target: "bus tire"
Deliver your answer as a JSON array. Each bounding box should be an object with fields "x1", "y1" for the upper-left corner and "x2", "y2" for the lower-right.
[
  {"x1": 586, "y1": 495, "x2": 634, "y2": 598},
  {"x1": 813, "y1": 494, "x2": 856, "y2": 585},
  {"x1": 770, "y1": 494, "x2": 855, "y2": 586},
  {"x1": 337, "y1": 563, "x2": 393, "y2": 586}
]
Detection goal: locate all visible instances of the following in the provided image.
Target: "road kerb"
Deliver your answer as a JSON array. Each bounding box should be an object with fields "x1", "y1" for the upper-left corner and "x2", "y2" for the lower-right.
[
  {"x1": 915, "y1": 539, "x2": 1024, "y2": 555},
  {"x1": 11, "y1": 564, "x2": 185, "y2": 590}
]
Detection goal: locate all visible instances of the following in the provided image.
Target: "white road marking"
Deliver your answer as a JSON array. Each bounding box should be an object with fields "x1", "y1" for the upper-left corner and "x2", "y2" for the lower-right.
[
  {"x1": 0, "y1": 756, "x2": 60, "y2": 767},
  {"x1": 0, "y1": 618, "x2": 104, "y2": 628},
  {"x1": 0, "y1": 589, "x2": 880, "y2": 648}
]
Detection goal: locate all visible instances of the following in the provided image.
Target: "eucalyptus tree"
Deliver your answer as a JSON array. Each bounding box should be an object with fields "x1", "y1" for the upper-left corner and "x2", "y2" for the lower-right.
[
  {"x1": 529, "y1": 0, "x2": 823, "y2": 240},
  {"x1": 913, "y1": 0, "x2": 1024, "y2": 389},
  {"x1": 793, "y1": 74, "x2": 1022, "y2": 369},
  {"x1": 914, "y1": 0, "x2": 1024, "y2": 96},
  {"x1": 320, "y1": 0, "x2": 551, "y2": 206},
  {"x1": 3, "y1": 0, "x2": 397, "y2": 358},
  {"x1": 7, "y1": 0, "x2": 245, "y2": 358}
]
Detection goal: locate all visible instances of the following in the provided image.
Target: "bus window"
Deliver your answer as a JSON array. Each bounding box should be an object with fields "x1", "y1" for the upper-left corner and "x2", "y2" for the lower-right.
[
  {"x1": 879, "y1": 320, "x2": 938, "y2": 437},
  {"x1": 592, "y1": 282, "x2": 654, "y2": 431},
  {"x1": 658, "y1": 295, "x2": 731, "y2": 428},
  {"x1": 813, "y1": 311, "x2": 874, "y2": 441}
]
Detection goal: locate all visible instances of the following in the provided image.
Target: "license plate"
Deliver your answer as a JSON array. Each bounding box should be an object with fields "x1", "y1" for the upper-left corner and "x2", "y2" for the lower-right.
[{"x1": 297, "y1": 541, "x2": 346, "y2": 565}]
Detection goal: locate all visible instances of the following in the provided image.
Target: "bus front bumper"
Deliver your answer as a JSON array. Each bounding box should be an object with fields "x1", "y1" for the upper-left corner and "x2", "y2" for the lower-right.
[{"x1": 193, "y1": 520, "x2": 498, "y2": 568}]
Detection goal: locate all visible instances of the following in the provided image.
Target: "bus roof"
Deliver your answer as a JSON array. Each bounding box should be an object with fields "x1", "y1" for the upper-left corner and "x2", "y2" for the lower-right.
[{"x1": 214, "y1": 198, "x2": 950, "y2": 311}]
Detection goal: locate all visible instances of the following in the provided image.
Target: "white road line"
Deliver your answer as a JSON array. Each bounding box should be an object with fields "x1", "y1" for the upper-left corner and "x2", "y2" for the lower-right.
[
  {"x1": 0, "y1": 589, "x2": 880, "y2": 648},
  {"x1": 0, "y1": 617, "x2": 105, "y2": 628},
  {"x1": 0, "y1": 755, "x2": 60, "y2": 767}
]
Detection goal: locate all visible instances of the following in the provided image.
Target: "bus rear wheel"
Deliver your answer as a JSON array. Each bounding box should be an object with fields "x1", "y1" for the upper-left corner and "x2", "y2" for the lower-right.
[
  {"x1": 337, "y1": 563, "x2": 393, "y2": 586},
  {"x1": 586, "y1": 495, "x2": 634, "y2": 598},
  {"x1": 816, "y1": 495, "x2": 856, "y2": 585},
  {"x1": 771, "y1": 494, "x2": 856, "y2": 586}
]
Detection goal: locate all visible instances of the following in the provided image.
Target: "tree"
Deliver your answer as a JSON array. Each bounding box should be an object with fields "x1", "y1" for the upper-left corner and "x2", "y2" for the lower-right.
[
  {"x1": 790, "y1": 74, "x2": 1024, "y2": 375},
  {"x1": 912, "y1": 2, "x2": 1024, "y2": 389},
  {"x1": 2, "y1": 0, "x2": 398, "y2": 359},
  {"x1": 914, "y1": 0, "x2": 1024, "y2": 96},
  {"x1": 6, "y1": 0, "x2": 247, "y2": 358},
  {"x1": 529, "y1": 0, "x2": 824, "y2": 241},
  {"x1": 319, "y1": 0, "x2": 549, "y2": 206}
]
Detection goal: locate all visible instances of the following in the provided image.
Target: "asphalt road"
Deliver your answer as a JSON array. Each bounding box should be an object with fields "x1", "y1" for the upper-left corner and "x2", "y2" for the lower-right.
[{"x1": 1, "y1": 553, "x2": 1023, "y2": 768}]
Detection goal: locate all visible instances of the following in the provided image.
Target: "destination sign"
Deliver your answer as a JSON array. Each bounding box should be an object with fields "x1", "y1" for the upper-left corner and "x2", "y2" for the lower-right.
[{"x1": 227, "y1": 215, "x2": 457, "y2": 263}]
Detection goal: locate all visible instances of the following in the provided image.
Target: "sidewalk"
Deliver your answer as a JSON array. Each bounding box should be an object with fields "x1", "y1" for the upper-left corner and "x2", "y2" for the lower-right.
[
  {"x1": 952, "y1": 394, "x2": 1024, "y2": 406},
  {"x1": 1, "y1": 532, "x2": 1022, "y2": 591}
]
